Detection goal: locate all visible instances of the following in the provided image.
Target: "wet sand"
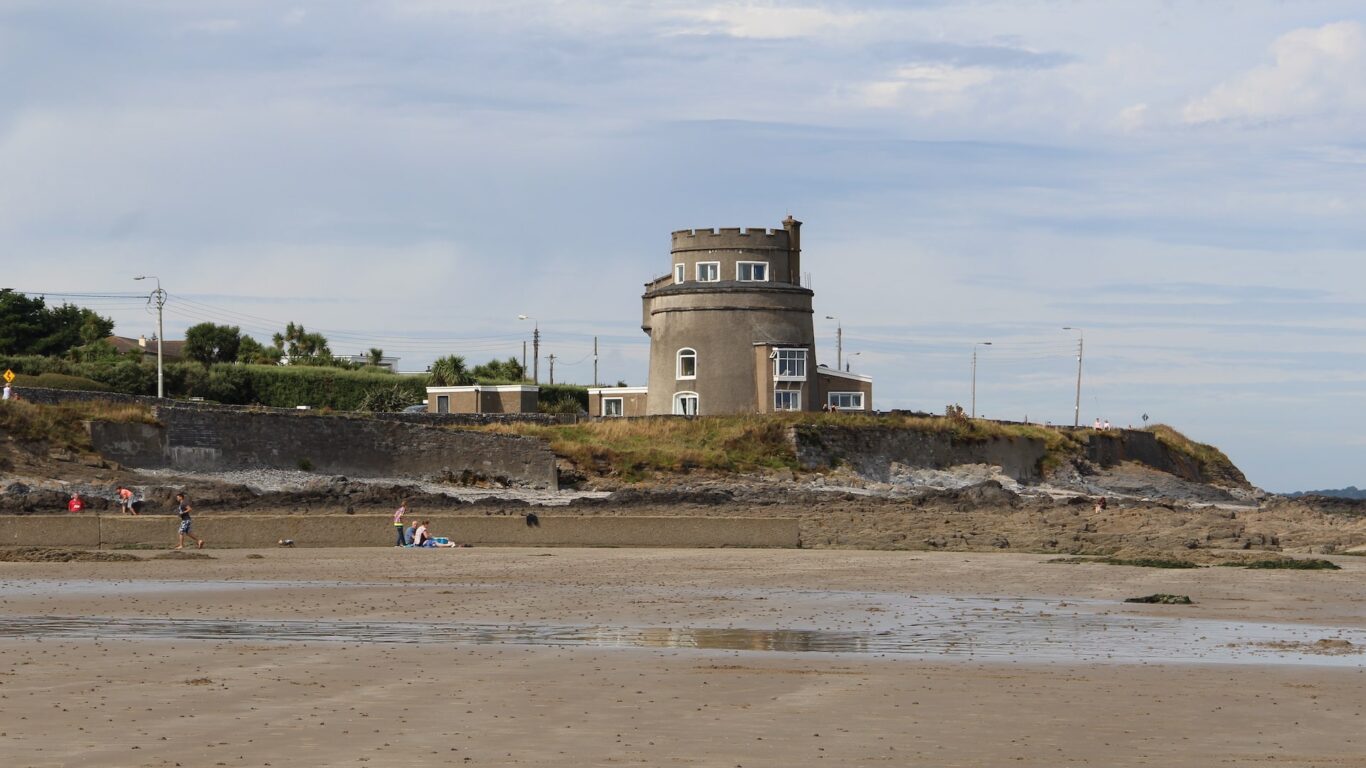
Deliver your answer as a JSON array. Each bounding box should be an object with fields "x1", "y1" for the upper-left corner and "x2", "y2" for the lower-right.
[{"x1": 2, "y1": 548, "x2": 1364, "y2": 766}]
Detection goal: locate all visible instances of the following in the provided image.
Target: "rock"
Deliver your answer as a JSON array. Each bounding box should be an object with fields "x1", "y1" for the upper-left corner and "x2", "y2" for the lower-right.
[{"x1": 1124, "y1": 594, "x2": 1193, "y2": 605}]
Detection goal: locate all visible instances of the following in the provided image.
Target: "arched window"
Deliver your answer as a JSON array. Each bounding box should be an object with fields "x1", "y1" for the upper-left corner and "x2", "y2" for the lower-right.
[
  {"x1": 676, "y1": 348, "x2": 697, "y2": 380},
  {"x1": 673, "y1": 392, "x2": 699, "y2": 416}
]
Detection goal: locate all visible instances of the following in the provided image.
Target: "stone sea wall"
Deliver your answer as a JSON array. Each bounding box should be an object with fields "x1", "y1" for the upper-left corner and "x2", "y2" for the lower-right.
[{"x1": 0, "y1": 514, "x2": 800, "y2": 549}]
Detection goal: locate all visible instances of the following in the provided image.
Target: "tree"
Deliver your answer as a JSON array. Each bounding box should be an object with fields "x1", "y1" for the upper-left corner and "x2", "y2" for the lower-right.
[
  {"x1": 184, "y1": 323, "x2": 244, "y2": 366},
  {"x1": 236, "y1": 335, "x2": 281, "y2": 365},
  {"x1": 0, "y1": 290, "x2": 113, "y2": 357},
  {"x1": 366, "y1": 348, "x2": 385, "y2": 367},
  {"x1": 271, "y1": 322, "x2": 330, "y2": 360},
  {"x1": 428, "y1": 355, "x2": 473, "y2": 386},
  {"x1": 470, "y1": 356, "x2": 525, "y2": 383}
]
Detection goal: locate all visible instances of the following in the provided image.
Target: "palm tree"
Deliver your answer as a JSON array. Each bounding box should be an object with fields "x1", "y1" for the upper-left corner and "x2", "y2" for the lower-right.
[
  {"x1": 428, "y1": 355, "x2": 472, "y2": 386},
  {"x1": 367, "y1": 348, "x2": 385, "y2": 367}
]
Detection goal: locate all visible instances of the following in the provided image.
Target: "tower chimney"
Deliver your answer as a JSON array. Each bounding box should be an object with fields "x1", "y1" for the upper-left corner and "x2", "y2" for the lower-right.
[{"x1": 782, "y1": 215, "x2": 802, "y2": 285}]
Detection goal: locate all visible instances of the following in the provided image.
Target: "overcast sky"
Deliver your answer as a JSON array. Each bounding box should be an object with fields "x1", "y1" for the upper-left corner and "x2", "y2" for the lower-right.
[{"x1": 3, "y1": 1, "x2": 1363, "y2": 491}]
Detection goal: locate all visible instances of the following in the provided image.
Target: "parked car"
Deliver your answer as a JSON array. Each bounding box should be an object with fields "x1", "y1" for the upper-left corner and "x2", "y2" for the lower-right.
[{"x1": 402, "y1": 403, "x2": 428, "y2": 414}]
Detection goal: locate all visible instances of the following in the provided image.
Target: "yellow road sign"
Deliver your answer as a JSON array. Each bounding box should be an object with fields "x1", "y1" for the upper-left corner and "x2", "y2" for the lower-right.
[{"x1": 2, "y1": 369, "x2": 14, "y2": 384}]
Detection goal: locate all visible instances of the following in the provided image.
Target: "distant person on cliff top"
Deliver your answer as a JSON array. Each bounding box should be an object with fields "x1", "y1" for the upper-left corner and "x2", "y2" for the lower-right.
[
  {"x1": 1093, "y1": 418, "x2": 1102, "y2": 430},
  {"x1": 67, "y1": 493, "x2": 85, "y2": 513},
  {"x1": 393, "y1": 499, "x2": 409, "y2": 547},
  {"x1": 174, "y1": 492, "x2": 205, "y2": 550},
  {"x1": 116, "y1": 486, "x2": 138, "y2": 515}
]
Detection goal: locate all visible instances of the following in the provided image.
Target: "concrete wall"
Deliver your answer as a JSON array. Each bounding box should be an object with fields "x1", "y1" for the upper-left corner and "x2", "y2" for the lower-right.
[
  {"x1": 793, "y1": 424, "x2": 1048, "y2": 483},
  {"x1": 0, "y1": 514, "x2": 800, "y2": 549},
  {"x1": 89, "y1": 404, "x2": 559, "y2": 489}
]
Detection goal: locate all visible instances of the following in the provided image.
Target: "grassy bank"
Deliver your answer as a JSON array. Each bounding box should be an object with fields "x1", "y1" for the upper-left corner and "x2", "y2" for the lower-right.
[
  {"x1": 479, "y1": 413, "x2": 1089, "y2": 480},
  {"x1": 1145, "y1": 424, "x2": 1248, "y2": 486},
  {"x1": 0, "y1": 400, "x2": 156, "y2": 454}
]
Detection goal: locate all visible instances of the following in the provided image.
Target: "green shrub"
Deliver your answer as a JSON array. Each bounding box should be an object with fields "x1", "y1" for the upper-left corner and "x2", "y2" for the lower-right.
[
  {"x1": 21, "y1": 373, "x2": 110, "y2": 392},
  {"x1": 1221, "y1": 558, "x2": 1341, "y2": 571}
]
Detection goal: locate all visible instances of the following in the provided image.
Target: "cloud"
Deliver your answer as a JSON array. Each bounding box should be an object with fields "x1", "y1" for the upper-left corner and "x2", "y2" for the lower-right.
[
  {"x1": 1183, "y1": 20, "x2": 1366, "y2": 124},
  {"x1": 673, "y1": 4, "x2": 867, "y2": 39},
  {"x1": 852, "y1": 63, "x2": 995, "y2": 107}
]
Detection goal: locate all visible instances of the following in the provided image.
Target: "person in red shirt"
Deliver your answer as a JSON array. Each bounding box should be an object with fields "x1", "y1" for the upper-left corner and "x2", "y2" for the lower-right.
[{"x1": 67, "y1": 493, "x2": 85, "y2": 513}]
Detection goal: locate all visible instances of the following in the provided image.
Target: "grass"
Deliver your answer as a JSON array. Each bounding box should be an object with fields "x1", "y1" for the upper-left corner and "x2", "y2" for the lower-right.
[
  {"x1": 476, "y1": 412, "x2": 1093, "y2": 480},
  {"x1": 478, "y1": 415, "x2": 802, "y2": 480},
  {"x1": 1145, "y1": 424, "x2": 1247, "y2": 486},
  {"x1": 0, "y1": 399, "x2": 157, "y2": 453}
]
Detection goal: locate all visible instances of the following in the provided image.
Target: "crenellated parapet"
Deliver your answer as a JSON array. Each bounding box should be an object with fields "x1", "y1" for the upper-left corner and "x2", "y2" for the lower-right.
[{"x1": 670, "y1": 227, "x2": 792, "y2": 253}]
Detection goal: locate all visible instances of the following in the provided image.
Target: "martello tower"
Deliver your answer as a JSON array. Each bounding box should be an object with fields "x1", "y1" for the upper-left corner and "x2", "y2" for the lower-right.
[{"x1": 641, "y1": 216, "x2": 819, "y2": 415}]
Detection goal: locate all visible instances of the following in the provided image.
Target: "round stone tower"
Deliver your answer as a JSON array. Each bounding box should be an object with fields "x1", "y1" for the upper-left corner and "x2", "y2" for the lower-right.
[{"x1": 641, "y1": 216, "x2": 817, "y2": 415}]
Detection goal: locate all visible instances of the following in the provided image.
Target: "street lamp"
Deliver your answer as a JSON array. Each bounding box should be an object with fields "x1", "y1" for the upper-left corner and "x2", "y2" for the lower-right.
[
  {"x1": 971, "y1": 342, "x2": 992, "y2": 419},
  {"x1": 518, "y1": 315, "x2": 539, "y2": 384},
  {"x1": 1063, "y1": 327, "x2": 1083, "y2": 427},
  {"x1": 825, "y1": 315, "x2": 842, "y2": 371},
  {"x1": 134, "y1": 275, "x2": 166, "y2": 398}
]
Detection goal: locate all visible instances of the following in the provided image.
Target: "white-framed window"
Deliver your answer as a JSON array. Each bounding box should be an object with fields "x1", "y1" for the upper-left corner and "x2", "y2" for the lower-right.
[
  {"x1": 674, "y1": 263, "x2": 685, "y2": 284},
  {"x1": 773, "y1": 348, "x2": 807, "y2": 380},
  {"x1": 774, "y1": 389, "x2": 801, "y2": 411},
  {"x1": 828, "y1": 392, "x2": 864, "y2": 410},
  {"x1": 676, "y1": 347, "x2": 697, "y2": 380},
  {"x1": 696, "y1": 262, "x2": 720, "y2": 282},
  {"x1": 673, "y1": 392, "x2": 699, "y2": 416},
  {"x1": 602, "y1": 397, "x2": 624, "y2": 417},
  {"x1": 436, "y1": 395, "x2": 450, "y2": 414},
  {"x1": 736, "y1": 261, "x2": 768, "y2": 282}
]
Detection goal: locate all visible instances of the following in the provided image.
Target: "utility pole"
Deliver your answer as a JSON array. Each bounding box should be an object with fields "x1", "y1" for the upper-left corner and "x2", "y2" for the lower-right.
[
  {"x1": 547, "y1": 353, "x2": 557, "y2": 385},
  {"x1": 825, "y1": 315, "x2": 842, "y2": 370},
  {"x1": 971, "y1": 341, "x2": 992, "y2": 419},
  {"x1": 134, "y1": 275, "x2": 165, "y2": 398},
  {"x1": 593, "y1": 336, "x2": 599, "y2": 387},
  {"x1": 518, "y1": 315, "x2": 539, "y2": 384},
  {"x1": 522, "y1": 341, "x2": 527, "y2": 380},
  {"x1": 1063, "y1": 327, "x2": 1083, "y2": 427}
]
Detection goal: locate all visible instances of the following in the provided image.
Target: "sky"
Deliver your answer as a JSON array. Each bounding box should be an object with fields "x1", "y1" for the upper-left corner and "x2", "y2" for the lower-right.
[{"x1": 1, "y1": 1, "x2": 1363, "y2": 492}]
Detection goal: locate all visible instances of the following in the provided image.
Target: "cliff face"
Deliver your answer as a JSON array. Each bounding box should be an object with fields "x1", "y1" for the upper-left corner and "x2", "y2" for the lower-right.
[
  {"x1": 793, "y1": 424, "x2": 1251, "y2": 490},
  {"x1": 1083, "y1": 431, "x2": 1249, "y2": 488}
]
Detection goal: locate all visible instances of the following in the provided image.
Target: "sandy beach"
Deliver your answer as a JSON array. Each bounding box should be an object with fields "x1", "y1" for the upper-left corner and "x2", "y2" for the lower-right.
[{"x1": 2, "y1": 548, "x2": 1364, "y2": 767}]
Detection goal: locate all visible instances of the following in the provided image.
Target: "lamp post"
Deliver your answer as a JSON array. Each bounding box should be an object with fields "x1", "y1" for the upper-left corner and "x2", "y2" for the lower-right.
[
  {"x1": 518, "y1": 315, "x2": 539, "y2": 384},
  {"x1": 134, "y1": 275, "x2": 165, "y2": 398},
  {"x1": 825, "y1": 315, "x2": 842, "y2": 371},
  {"x1": 971, "y1": 342, "x2": 992, "y2": 419},
  {"x1": 1063, "y1": 327, "x2": 1083, "y2": 427}
]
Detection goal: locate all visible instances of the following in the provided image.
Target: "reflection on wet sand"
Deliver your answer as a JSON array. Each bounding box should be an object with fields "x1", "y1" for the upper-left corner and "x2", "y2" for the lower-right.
[{"x1": 1, "y1": 613, "x2": 1361, "y2": 666}]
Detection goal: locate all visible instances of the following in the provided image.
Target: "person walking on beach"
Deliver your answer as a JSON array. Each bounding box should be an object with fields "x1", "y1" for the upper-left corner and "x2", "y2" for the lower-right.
[
  {"x1": 116, "y1": 485, "x2": 138, "y2": 515},
  {"x1": 393, "y1": 499, "x2": 409, "y2": 547},
  {"x1": 174, "y1": 492, "x2": 205, "y2": 550}
]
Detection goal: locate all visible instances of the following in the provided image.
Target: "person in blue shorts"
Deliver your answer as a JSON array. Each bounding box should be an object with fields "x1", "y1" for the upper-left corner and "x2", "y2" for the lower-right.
[{"x1": 174, "y1": 492, "x2": 206, "y2": 550}]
